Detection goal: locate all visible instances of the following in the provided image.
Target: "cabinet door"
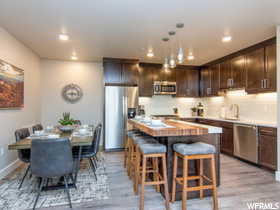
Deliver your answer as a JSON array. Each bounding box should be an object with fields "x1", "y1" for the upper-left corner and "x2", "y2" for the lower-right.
[
  {"x1": 122, "y1": 63, "x2": 139, "y2": 85},
  {"x1": 103, "y1": 61, "x2": 122, "y2": 84},
  {"x1": 200, "y1": 68, "x2": 211, "y2": 97},
  {"x1": 221, "y1": 127, "x2": 234, "y2": 155},
  {"x1": 187, "y1": 69, "x2": 199, "y2": 97},
  {"x1": 246, "y1": 48, "x2": 265, "y2": 93},
  {"x1": 159, "y1": 68, "x2": 176, "y2": 82},
  {"x1": 138, "y1": 64, "x2": 154, "y2": 97},
  {"x1": 259, "y1": 134, "x2": 277, "y2": 170},
  {"x1": 210, "y1": 64, "x2": 220, "y2": 96},
  {"x1": 219, "y1": 61, "x2": 231, "y2": 89},
  {"x1": 176, "y1": 69, "x2": 188, "y2": 97},
  {"x1": 231, "y1": 55, "x2": 245, "y2": 89},
  {"x1": 265, "y1": 43, "x2": 277, "y2": 91}
]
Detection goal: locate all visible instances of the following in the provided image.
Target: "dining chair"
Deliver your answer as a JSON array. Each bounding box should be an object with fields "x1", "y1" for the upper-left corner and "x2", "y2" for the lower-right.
[
  {"x1": 15, "y1": 128, "x2": 31, "y2": 189},
  {"x1": 32, "y1": 124, "x2": 43, "y2": 133},
  {"x1": 73, "y1": 123, "x2": 102, "y2": 181},
  {"x1": 31, "y1": 138, "x2": 75, "y2": 210}
]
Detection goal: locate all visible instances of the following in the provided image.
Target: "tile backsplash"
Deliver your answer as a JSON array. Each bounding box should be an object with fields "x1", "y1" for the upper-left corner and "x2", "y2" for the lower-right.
[{"x1": 139, "y1": 92, "x2": 277, "y2": 122}]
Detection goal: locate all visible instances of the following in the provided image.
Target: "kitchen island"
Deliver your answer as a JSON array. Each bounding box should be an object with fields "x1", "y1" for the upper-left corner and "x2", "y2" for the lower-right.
[{"x1": 128, "y1": 119, "x2": 222, "y2": 200}]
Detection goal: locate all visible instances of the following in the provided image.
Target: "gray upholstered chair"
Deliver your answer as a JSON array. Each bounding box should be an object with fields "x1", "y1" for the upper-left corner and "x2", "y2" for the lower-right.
[
  {"x1": 31, "y1": 138, "x2": 75, "y2": 209},
  {"x1": 73, "y1": 123, "x2": 102, "y2": 181},
  {"x1": 32, "y1": 124, "x2": 43, "y2": 133},
  {"x1": 15, "y1": 128, "x2": 31, "y2": 189}
]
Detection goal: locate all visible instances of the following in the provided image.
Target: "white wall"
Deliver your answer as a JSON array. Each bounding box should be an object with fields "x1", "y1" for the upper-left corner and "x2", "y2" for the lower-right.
[
  {"x1": 139, "y1": 96, "x2": 200, "y2": 117},
  {"x1": 40, "y1": 60, "x2": 103, "y2": 127},
  {"x1": 202, "y1": 93, "x2": 277, "y2": 123},
  {"x1": 0, "y1": 27, "x2": 41, "y2": 177},
  {"x1": 277, "y1": 26, "x2": 280, "y2": 181}
]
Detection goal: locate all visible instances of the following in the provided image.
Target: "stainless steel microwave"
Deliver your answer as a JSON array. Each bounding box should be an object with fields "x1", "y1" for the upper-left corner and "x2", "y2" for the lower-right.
[{"x1": 153, "y1": 81, "x2": 177, "y2": 95}]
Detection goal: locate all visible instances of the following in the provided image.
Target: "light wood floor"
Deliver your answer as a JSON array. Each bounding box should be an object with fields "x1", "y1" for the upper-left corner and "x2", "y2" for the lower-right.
[{"x1": 35, "y1": 152, "x2": 280, "y2": 210}]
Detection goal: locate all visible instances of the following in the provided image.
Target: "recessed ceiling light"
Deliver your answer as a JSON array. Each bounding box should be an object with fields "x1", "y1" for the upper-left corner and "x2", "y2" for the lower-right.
[
  {"x1": 187, "y1": 54, "x2": 194, "y2": 60},
  {"x1": 222, "y1": 36, "x2": 232, "y2": 42},
  {"x1": 71, "y1": 56, "x2": 77, "y2": 60},
  {"x1": 146, "y1": 51, "x2": 154, "y2": 58},
  {"x1": 59, "y1": 34, "x2": 69, "y2": 41}
]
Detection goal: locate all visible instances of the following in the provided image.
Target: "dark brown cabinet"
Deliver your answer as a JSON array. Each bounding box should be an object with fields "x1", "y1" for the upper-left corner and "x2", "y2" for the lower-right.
[
  {"x1": 138, "y1": 63, "x2": 155, "y2": 97},
  {"x1": 176, "y1": 68, "x2": 199, "y2": 97},
  {"x1": 219, "y1": 61, "x2": 231, "y2": 89},
  {"x1": 219, "y1": 56, "x2": 245, "y2": 90},
  {"x1": 245, "y1": 48, "x2": 265, "y2": 93},
  {"x1": 200, "y1": 65, "x2": 219, "y2": 97},
  {"x1": 219, "y1": 122, "x2": 234, "y2": 155},
  {"x1": 264, "y1": 43, "x2": 277, "y2": 92},
  {"x1": 103, "y1": 58, "x2": 139, "y2": 85},
  {"x1": 259, "y1": 126, "x2": 277, "y2": 170}
]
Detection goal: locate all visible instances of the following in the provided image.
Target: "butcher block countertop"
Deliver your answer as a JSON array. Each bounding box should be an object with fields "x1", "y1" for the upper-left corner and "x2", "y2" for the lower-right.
[{"x1": 128, "y1": 119, "x2": 222, "y2": 137}]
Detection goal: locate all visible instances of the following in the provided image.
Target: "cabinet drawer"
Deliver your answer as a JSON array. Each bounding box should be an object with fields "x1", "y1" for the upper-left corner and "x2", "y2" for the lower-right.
[
  {"x1": 219, "y1": 121, "x2": 233, "y2": 129},
  {"x1": 258, "y1": 126, "x2": 277, "y2": 136}
]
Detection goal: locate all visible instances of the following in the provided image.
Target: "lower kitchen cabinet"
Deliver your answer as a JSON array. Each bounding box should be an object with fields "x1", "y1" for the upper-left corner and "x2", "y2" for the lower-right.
[
  {"x1": 258, "y1": 126, "x2": 277, "y2": 170},
  {"x1": 220, "y1": 123, "x2": 234, "y2": 156}
]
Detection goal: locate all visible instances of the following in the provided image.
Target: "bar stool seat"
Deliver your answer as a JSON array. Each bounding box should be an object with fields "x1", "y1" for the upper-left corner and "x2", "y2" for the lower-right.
[
  {"x1": 173, "y1": 142, "x2": 216, "y2": 156},
  {"x1": 139, "y1": 143, "x2": 166, "y2": 154},
  {"x1": 134, "y1": 137, "x2": 158, "y2": 145}
]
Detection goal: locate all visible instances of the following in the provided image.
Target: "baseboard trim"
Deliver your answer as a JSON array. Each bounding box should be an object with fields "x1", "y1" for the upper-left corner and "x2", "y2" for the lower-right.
[
  {"x1": 276, "y1": 170, "x2": 280, "y2": 182},
  {"x1": 0, "y1": 159, "x2": 21, "y2": 180}
]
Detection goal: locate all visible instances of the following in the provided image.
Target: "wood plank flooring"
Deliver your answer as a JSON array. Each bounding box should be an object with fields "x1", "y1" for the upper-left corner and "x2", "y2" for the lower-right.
[{"x1": 19, "y1": 152, "x2": 280, "y2": 210}]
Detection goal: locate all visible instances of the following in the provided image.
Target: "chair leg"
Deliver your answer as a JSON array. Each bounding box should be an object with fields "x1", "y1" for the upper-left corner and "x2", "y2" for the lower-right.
[
  {"x1": 89, "y1": 158, "x2": 98, "y2": 181},
  {"x1": 70, "y1": 174, "x2": 77, "y2": 189},
  {"x1": 210, "y1": 155, "x2": 218, "y2": 210},
  {"x1": 33, "y1": 178, "x2": 45, "y2": 210},
  {"x1": 19, "y1": 164, "x2": 30, "y2": 189},
  {"x1": 140, "y1": 155, "x2": 147, "y2": 210},
  {"x1": 182, "y1": 157, "x2": 188, "y2": 210},
  {"x1": 161, "y1": 154, "x2": 170, "y2": 210},
  {"x1": 171, "y1": 152, "x2": 178, "y2": 202},
  {"x1": 64, "y1": 175, "x2": 72, "y2": 208},
  {"x1": 152, "y1": 157, "x2": 160, "y2": 192},
  {"x1": 134, "y1": 146, "x2": 141, "y2": 195},
  {"x1": 92, "y1": 157, "x2": 98, "y2": 169},
  {"x1": 199, "y1": 159, "x2": 204, "y2": 199}
]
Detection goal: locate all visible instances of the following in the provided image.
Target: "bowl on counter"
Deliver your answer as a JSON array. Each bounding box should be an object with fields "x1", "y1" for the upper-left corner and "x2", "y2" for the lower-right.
[{"x1": 58, "y1": 125, "x2": 75, "y2": 133}]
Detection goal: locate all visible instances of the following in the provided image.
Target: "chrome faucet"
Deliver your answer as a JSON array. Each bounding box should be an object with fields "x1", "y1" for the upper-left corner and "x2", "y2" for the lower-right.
[{"x1": 230, "y1": 104, "x2": 239, "y2": 120}]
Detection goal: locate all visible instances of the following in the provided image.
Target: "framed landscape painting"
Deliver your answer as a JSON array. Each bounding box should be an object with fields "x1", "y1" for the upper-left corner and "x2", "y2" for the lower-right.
[{"x1": 0, "y1": 60, "x2": 24, "y2": 109}]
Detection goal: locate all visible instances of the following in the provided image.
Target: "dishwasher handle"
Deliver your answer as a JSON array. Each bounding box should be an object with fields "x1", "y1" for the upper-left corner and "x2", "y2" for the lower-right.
[{"x1": 234, "y1": 124, "x2": 257, "y2": 130}]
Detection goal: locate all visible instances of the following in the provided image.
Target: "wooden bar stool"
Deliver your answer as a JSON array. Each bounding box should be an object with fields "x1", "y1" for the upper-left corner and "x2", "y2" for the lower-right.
[
  {"x1": 171, "y1": 142, "x2": 218, "y2": 210},
  {"x1": 137, "y1": 143, "x2": 170, "y2": 210}
]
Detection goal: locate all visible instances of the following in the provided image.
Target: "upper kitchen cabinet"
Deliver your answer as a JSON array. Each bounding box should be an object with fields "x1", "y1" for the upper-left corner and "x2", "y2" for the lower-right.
[
  {"x1": 264, "y1": 43, "x2": 277, "y2": 92},
  {"x1": 245, "y1": 40, "x2": 276, "y2": 94},
  {"x1": 231, "y1": 55, "x2": 246, "y2": 89},
  {"x1": 176, "y1": 67, "x2": 199, "y2": 97},
  {"x1": 138, "y1": 63, "x2": 155, "y2": 97},
  {"x1": 245, "y1": 48, "x2": 265, "y2": 93},
  {"x1": 219, "y1": 60, "x2": 231, "y2": 89},
  {"x1": 158, "y1": 68, "x2": 176, "y2": 82},
  {"x1": 200, "y1": 64, "x2": 219, "y2": 97},
  {"x1": 103, "y1": 58, "x2": 139, "y2": 85}
]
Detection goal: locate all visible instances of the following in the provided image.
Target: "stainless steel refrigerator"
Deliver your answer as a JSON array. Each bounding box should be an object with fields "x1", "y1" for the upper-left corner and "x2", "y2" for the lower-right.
[{"x1": 105, "y1": 86, "x2": 138, "y2": 151}]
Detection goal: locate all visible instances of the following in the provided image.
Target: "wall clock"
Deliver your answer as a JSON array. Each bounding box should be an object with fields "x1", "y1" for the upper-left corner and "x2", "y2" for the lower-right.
[{"x1": 62, "y1": 83, "x2": 83, "y2": 103}]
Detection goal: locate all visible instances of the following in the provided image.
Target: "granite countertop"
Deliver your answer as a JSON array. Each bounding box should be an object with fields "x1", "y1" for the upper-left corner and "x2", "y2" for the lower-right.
[{"x1": 183, "y1": 116, "x2": 277, "y2": 128}]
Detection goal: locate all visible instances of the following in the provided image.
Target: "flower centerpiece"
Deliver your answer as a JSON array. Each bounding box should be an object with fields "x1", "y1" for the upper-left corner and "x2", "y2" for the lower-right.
[{"x1": 58, "y1": 112, "x2": 76, "y2": 132}]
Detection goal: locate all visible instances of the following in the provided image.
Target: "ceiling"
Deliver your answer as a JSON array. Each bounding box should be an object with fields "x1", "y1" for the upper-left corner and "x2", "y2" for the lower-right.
[{"x1": 0, "y1": 0, "x2": 279, "y2": 65}]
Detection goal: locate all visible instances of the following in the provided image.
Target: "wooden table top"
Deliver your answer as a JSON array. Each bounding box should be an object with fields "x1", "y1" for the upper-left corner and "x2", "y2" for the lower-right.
[
  {"x1": 8, "y1": 131, "x2": 93, "y2": 150},
  {"x1": 128, "y1": 119, "x2": 209, "y2": 137}
]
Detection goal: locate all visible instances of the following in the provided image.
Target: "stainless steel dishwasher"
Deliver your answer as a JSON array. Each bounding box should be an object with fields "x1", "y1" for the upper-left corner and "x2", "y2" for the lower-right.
[{"x1": 233, "y1": 124, "x2": 258, "y2": 163}]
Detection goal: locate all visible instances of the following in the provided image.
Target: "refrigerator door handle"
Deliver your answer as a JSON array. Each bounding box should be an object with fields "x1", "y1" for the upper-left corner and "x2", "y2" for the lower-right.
[{"x1": 123, "y1": 95, "x2": 128, "y2": 132}]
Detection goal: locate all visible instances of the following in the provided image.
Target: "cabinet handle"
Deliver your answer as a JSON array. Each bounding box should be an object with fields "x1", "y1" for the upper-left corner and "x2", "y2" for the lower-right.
[
  {"x1": 264, "y1": 79, "x2": 268, "y2": 89},
  {"x1": 261, "y1": 79, "x2": 264, "y2": 88},
  {"x1": 231, "y1": 79, "x2": 234, "y2": 87}
]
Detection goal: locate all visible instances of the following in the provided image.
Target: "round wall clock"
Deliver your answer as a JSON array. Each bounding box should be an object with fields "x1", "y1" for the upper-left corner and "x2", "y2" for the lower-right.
[{"x1": 62, "y1": 83, "x2": 83, "y2": 103}]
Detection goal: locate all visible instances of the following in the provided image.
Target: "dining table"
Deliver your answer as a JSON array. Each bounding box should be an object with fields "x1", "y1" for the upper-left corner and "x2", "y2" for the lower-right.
[{"x1": 8, "y1": 126, "x2": 94, "y2": 191}]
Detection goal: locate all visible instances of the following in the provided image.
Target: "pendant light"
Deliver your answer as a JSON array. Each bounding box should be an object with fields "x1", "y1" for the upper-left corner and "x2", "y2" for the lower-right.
[
  {"x1": 162, "y1": 37, "x2": 170, "y2": 69},
  {"x1": 168, "y1": 31, "x2": 176, "y2": 68},
  {"x1": 176, "y1": 23, "x2": 184, "y2": 64}
]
